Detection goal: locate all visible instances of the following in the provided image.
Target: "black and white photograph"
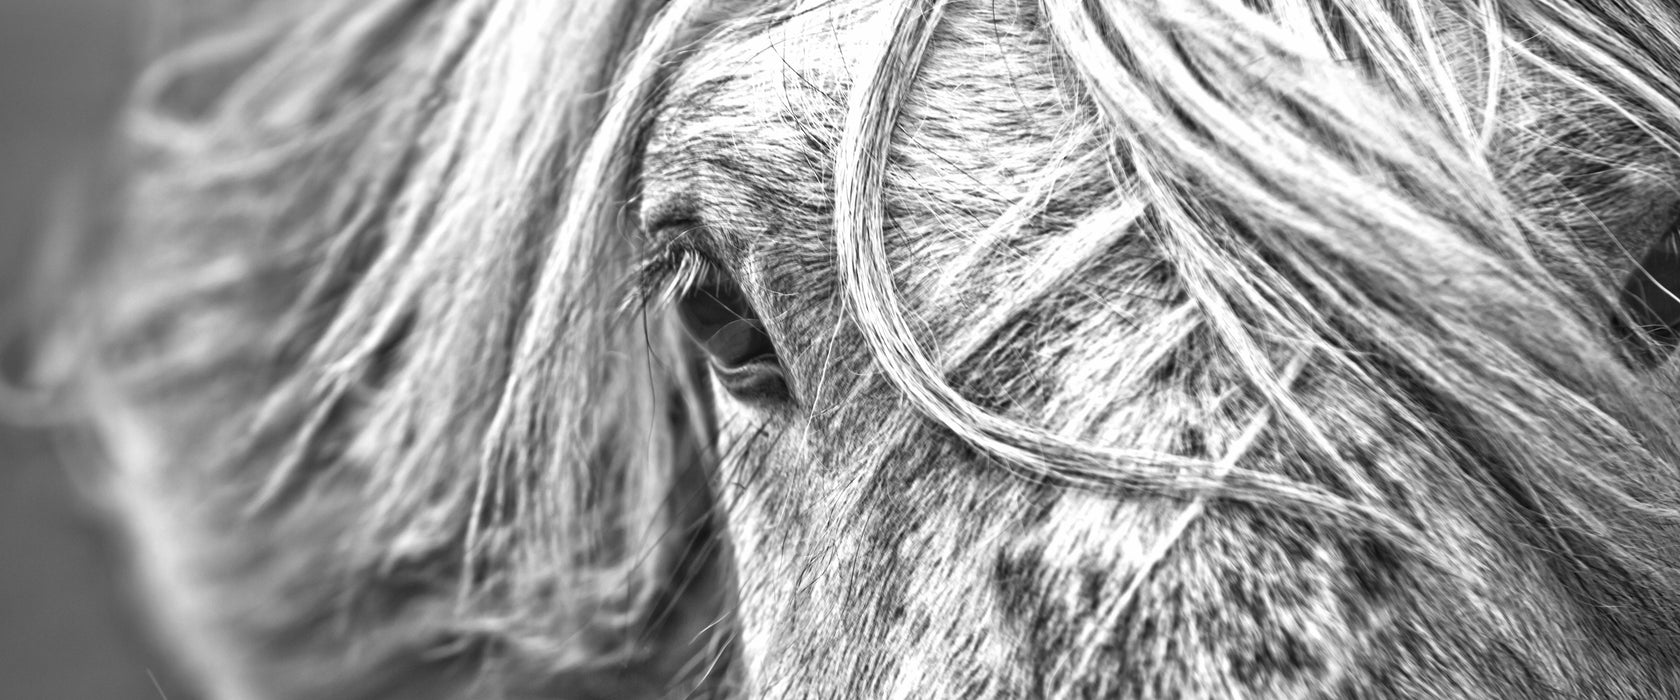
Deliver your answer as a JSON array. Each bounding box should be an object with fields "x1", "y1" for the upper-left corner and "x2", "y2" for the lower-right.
[{"x1": 7, "y1": 1, "x2": 1680, "y2": 698}]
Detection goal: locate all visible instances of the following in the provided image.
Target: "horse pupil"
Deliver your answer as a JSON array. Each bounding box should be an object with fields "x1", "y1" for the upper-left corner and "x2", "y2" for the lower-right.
[{"x1": 678, "y1": 282, "x2": 778, "y2": 370}]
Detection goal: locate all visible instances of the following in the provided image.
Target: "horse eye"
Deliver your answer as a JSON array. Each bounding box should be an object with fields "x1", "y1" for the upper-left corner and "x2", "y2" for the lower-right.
[{"x1": 676, "y1": 276, "x2": 790, "y2": 402}]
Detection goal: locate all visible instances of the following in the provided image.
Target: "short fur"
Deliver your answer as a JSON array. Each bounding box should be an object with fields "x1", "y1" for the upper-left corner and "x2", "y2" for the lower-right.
[{"x1": 50, "y1": 0, "x2": 1680, "y2": 697}]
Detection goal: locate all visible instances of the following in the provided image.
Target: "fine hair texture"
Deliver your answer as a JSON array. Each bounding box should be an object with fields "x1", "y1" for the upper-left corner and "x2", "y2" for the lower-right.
[{"x1": 64, "y1": 0, "x2": 1680, "y2": 697}]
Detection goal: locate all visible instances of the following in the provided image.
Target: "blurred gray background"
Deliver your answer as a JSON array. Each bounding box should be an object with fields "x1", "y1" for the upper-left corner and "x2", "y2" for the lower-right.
[{"x1": 1, "y1": 1, "x2": 199, "y2": 697}]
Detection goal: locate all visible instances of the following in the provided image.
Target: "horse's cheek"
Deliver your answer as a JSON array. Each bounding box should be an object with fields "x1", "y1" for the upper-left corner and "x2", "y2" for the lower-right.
[{"x1": 708, "y1": 398, "x2": 813, "y2": 689}]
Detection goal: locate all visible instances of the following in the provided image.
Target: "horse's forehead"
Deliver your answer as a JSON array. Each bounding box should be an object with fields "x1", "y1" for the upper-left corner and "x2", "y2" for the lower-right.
[
  {"x1": 643, "y1": 1, "x2": 1066, "y2": 230},
  {"x1": 644, "y1": 5, "x2": 872, "y2": 181}
]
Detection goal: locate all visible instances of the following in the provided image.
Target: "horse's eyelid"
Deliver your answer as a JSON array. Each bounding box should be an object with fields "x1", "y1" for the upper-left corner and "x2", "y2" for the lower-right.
[{"x1": 644, "y1": 215, "x2": 713, "y2": 252}]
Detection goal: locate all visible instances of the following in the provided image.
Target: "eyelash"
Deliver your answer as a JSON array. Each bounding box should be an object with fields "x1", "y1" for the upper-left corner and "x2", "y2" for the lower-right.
[{"x1": 630, "y1": 244, "x2": 722, "y2": 313}]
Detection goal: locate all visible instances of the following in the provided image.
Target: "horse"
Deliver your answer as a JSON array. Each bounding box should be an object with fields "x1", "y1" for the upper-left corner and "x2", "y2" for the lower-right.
[{"x1": 44, "y1": 0, "x2": 1680, "y2": 696}]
